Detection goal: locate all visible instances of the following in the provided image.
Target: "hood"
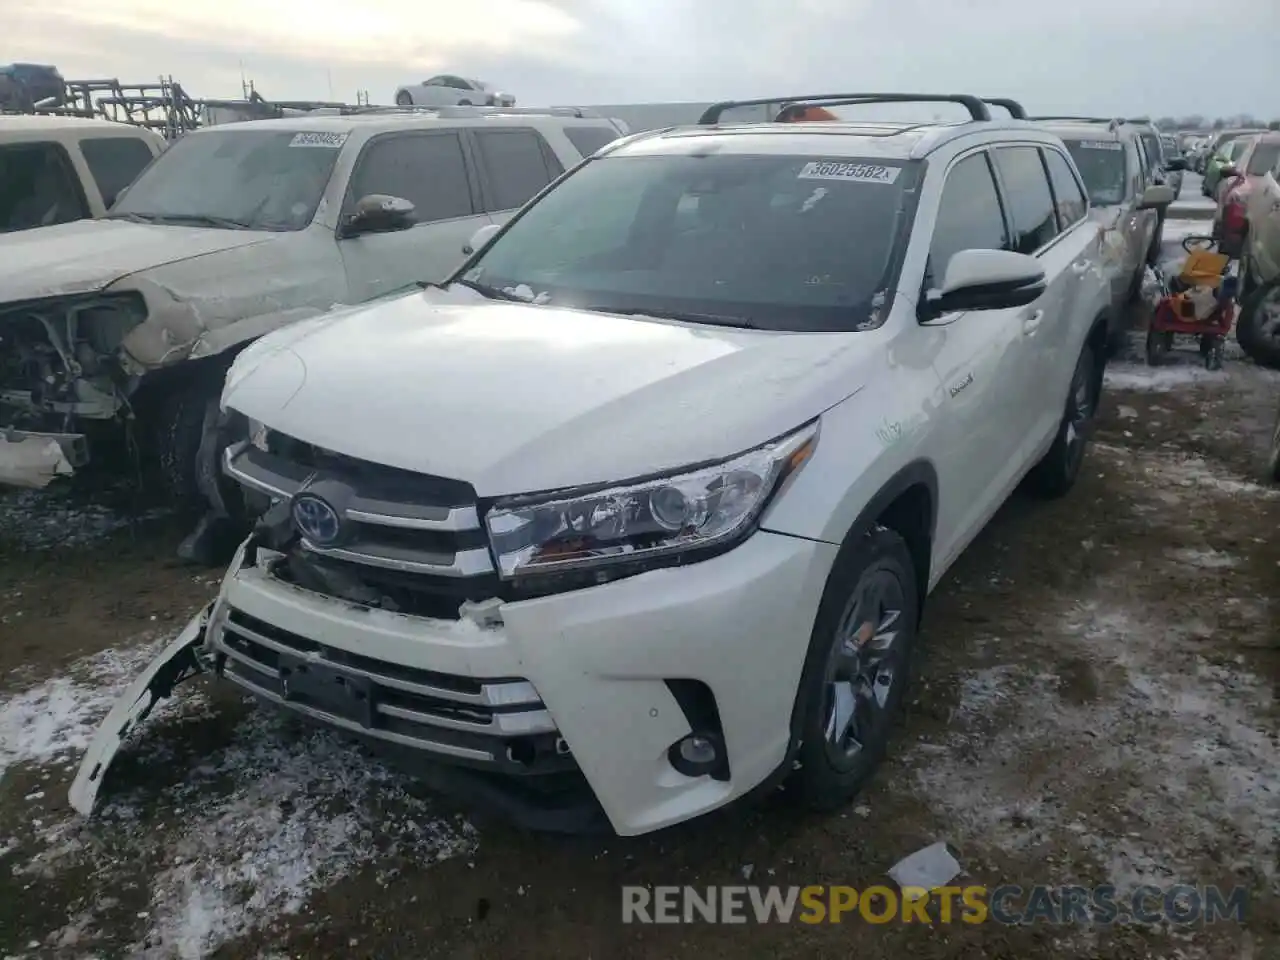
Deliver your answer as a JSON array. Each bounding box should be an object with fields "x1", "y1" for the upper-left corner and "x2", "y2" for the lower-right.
[
  {"x1": 223, "y1": 288, "x2": 877, "y2": 496},
  {"x1": 0, "y1": 219, "x2": 277, "y2": 303}
]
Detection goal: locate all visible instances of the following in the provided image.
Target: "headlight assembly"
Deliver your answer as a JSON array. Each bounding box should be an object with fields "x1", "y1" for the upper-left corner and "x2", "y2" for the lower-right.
[{"x1": 485, "y1": 422, "x2": 818, "y2": 580}]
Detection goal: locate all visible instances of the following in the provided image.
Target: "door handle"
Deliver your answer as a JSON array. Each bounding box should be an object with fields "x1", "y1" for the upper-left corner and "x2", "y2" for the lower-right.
[{"x1": 1022, "y1": 309, "x2": 1045, "y2": 334}]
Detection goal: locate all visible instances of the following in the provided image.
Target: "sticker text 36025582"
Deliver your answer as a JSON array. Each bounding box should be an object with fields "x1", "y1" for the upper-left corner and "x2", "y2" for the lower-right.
[{"x1": 797, "y1": 161, "x2": 902, "y2": 185}]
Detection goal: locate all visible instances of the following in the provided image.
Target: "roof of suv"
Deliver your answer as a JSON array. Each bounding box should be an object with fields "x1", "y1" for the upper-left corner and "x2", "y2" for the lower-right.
[
  {"x1": 0, "y1": 114, "x2": 152, "y2": 133},
  {"x1": 614, "y1": 117, "x2": 1052, "y2": 161},
  {"x1": 1032, "y1": 118, "x2": 1132, "y2": 143}
]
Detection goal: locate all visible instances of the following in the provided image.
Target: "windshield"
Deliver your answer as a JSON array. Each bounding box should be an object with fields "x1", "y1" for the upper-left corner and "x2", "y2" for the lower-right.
[
  {"x1": 108, "y1": 128, "x2": 342, "y2": 231},
  {"x1": 1246, "y1": 143, "x2": 1279, "y2": 175},
  {"x1": 1063, "y1": 139, "x2": 1127, "y2": 206},
  {"x1": 457, "y1": 152, "x2": 917, "y2": 332}
]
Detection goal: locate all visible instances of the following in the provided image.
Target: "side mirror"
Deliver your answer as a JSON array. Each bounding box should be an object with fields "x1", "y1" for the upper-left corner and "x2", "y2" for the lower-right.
[
  {"x1": 1165, "y1": 156, "x2": 1188, "y2": 171},
  {"x1": 1219, "y1": 164, "x2": 1241, "y2": 179},
  {"x1": 921, "y1": 249, "x2": 1046, "y2": 319},
  {"x1": 340, "y1": 194, "x2": 415, "y2": 238},
  {"x1": 461, "y1": 222, "x2": 501, "y2": 256},
  {"x1": 1137, "y1": 184, "x2": 1176, "y2": 210}
]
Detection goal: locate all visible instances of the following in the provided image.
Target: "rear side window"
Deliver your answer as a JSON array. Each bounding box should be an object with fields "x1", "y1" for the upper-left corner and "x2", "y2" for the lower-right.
[
  {"x1": 992, "y1": 146, "x2": 1059, "y2": 254},
  {"x1": 349, "y1": 132, "x2": 475, "y2": 223},
  {"x1": 473, "y1": 128, "x2": 563, "y2": 211},
  {"x1": 0, "y1": 142, "x2": 89, "y2": 232},
  {"x1": 79, "y1": 136, "x2": 156, "y2": 207},
  {"x1": 1246, "y1": 144, "x2": 1280, "y2": 176},
  {"x1": 562, "y1": 125, "x2": 622, "y2": 158},
  {"x1": 1042, "y1": 148, "x2": 1088, "y2": 228},
  {"x1": 928, "y1": 152, "x2": 1009, "y2": 288}
]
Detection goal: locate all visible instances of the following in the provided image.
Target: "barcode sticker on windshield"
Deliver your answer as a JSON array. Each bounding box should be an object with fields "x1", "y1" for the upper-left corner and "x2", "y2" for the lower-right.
[
  {"x1": 797, "y1": 161, "x2": 902, "y2": 184},
  {"x1": 1076, "y1": 140, "x2": 1122, "y2": 151},
  {"x1": 289, "y1": 131, "x2": 349, "y2": 149}
]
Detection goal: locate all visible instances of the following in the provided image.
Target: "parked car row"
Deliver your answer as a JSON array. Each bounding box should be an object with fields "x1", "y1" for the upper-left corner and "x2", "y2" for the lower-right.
[{"x1": 70, "y1": 92, "x2": 1185, "y2": 839}]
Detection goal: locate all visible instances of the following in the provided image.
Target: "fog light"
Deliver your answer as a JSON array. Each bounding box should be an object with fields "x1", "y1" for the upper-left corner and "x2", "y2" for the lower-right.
[{"x1": 668, "y1": 732, "x2": 725, "y2": 778}]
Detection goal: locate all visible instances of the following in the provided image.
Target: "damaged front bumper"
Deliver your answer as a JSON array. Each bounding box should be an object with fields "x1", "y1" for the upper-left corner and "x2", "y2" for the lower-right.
[
  {"x1": 68, "y1": 606, "x2": 211, "y2": 816},
  {"x1": 72, "y1": 524, "x2": 836, "y2": 835},
  {"x1": 0, "y1": 429, "x2": 89, "y2": 488}
]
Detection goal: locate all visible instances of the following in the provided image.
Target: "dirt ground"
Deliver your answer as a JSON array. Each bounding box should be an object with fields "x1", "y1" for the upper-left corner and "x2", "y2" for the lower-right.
[{"x1": 2, "y1": 208, "x2": 1278, "y2": 959}]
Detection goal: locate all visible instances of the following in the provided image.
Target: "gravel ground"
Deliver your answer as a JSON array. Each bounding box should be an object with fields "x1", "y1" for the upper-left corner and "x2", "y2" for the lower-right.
[{"x1": 2, "y1": 208, "x2": 1278, "y2": 959}]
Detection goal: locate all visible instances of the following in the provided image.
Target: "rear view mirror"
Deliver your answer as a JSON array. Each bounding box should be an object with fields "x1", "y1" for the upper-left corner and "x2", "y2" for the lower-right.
[
  {"x1": 921, "y1": 249, "x2": 1046, "y2": 319},
  {"x1": 1219, "y1": 164, "x2": 1241, "y2": 179},
  {"x1": 1165, "y1": 156, "x2": 1188, "y2": 171},
  {"x1": 340, "y1": 194, "x2": 415, "y2": 238},
  {"x1": 1137, "y1": 184, "x2": 1176, "y2": 210},
  {"x1": 462, "y1": 223, "x2": 501, "y2": 256}
]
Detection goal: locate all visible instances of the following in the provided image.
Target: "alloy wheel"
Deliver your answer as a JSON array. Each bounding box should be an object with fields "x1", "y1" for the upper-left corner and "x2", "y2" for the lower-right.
[{"x1": 821, "y1": 568, "x2": 907, "y2": 770}]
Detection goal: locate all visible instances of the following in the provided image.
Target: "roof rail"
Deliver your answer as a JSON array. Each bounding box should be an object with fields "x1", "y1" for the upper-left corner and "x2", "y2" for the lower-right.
[
  {"x1": 982, "y1": 98, "x2": 1027, "y2": 119},
  {"x1": 1029, "y1": 115, "x2": 1125, "y2": 124},
  {"x1": 698, "y1": 93, "x2": 993, "y2": 125}
]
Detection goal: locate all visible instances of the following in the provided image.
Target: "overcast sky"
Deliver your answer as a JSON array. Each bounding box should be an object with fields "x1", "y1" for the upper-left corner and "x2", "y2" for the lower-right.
[{"x1": 6, "y1": 0, "x2": 1278, "y2": 120}]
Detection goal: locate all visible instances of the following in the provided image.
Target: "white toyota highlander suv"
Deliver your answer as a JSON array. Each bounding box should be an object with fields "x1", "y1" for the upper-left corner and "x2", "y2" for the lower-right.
[{"x1": 74, "y1": 93, "x2": 1117, "y2": 837}]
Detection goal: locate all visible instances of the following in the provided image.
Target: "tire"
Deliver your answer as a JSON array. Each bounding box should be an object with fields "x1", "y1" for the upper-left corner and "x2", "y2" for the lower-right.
[
  {"x1": 1268, "y1": 404, "x2": 1280, "y2": 483},
  {"x1": 142, "y1": 375, "x2": 224, "y2": 514},
  {"x1": 1146, "y1": 329, "x2": 1173, "y2": 366},
  {"x1": 1026, "y1": 340, "x2": 1100, "y2": 498},
  {"x1": 458, "y1": 99, "x2": 472, "y2": 106},
  {"x1": 395, "y1": 91, "x2": 413, "y2": 106},
  {"x1": 1147, "y1": 217, "x2": 1165, "y2": 267},
  {"x1": 1236, "y1": 279, "x2": 1280, "y2": 370},
  {"x1": 788, "y1": 526, "x2": 919, "y2": 811}
]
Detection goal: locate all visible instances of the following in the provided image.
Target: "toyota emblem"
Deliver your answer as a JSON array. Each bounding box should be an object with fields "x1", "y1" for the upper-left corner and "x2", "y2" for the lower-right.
[{"x1": 292, "y1": 493, "x2": 343, "y2": 546}]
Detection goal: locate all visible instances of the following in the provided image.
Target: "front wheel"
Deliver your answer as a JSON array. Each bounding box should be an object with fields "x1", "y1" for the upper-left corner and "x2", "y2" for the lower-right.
[
  {"x1": 788, "y1": 527, "x2": 918, "y2": 811},
  {"x1": 395, "y1": 91, "x2": 413, "y2": 106},
  {"x1": 1236, "y1": 279, "x2": 1280, "y2": 370},
  {"x1": 1026, "y1": 340, "x2": 1099, "y2": 499}
]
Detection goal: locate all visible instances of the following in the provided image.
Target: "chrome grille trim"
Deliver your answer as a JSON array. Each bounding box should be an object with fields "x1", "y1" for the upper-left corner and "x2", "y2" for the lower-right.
[{"x1": 222, "y1": 443, "x2": 483, "y2": 534}]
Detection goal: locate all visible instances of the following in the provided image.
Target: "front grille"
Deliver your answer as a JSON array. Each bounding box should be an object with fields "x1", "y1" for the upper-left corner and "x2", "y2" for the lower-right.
[
  {"x1": 224, "y1": 436, "x2": 495, "y2": 616},
  {"x1": 212, "y1": 607, "x2": 572, "y2": 773}
]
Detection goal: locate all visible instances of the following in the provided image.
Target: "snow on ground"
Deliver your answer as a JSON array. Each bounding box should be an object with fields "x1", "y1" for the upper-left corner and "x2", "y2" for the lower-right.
[
  {"x1": 0, "y1": 636, "x2": 476, "y2": 958},
  {"x1": 0, "y1": 486, "x2": 172, "y2": 552},
  {"x1": 906, "y1": 449, "x2": 1280, "y2": 900}
]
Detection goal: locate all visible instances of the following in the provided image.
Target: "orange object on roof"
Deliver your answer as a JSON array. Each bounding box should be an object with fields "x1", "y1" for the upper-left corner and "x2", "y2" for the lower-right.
[{"x1": 776, "y1": 104, "x2": 839, "y2": 122}]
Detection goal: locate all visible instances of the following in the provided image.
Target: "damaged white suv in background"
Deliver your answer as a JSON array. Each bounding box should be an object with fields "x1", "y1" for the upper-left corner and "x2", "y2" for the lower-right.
[
  {"x1": 74, "y1": 93, "x2": 1116, "y2": 836},
  {"x1": 0, "y1": 108, "x2": 623, "y2": 499}
]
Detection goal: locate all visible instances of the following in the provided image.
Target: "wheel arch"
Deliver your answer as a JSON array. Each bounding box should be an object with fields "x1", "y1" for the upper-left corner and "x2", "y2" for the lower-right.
[{"x1": 840, "y1": 459, "x2": 938, "y2": 614}]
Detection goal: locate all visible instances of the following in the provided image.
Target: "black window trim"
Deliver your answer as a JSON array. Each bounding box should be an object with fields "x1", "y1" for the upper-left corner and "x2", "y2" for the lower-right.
[
  {"x1": 337, "y1": 128, "x2": 482, "y2": 234},
  {"x1": 1039, "y1": 145, "x2": 1089, "y2": 234},
  {"x1": 463, "y1": 126, "x2": 565, "y2": 214},
  {"x1": 0, "y1": 139, "x2": 91, "y2": 227},
  {"x1": 987, "y1": 140, "x2": 1065, "y2": 257}
]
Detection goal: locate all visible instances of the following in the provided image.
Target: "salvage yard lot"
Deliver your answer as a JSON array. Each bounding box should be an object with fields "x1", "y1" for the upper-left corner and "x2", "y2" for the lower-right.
[{"x1": 2, "y1": 224, "x2": 1279, "y2": 959}]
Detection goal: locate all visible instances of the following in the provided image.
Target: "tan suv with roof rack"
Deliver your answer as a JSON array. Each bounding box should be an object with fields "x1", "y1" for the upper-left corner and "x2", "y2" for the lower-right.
[
  {"x1": 0, "y1": 114, "x2": 164, "y2": 233},
  {"x1": 1031, "y1": 116, "x2": 1180, "y2": 349}
]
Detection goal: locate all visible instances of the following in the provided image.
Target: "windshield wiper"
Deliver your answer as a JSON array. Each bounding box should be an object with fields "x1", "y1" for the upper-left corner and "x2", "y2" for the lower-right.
[
  {"x1": 104, "y1": 212, "x2": 254, "y2": 230},
  {"x1": 449, "y1": 278, "x2": 532, "y2": 303},
  {"x1": 604, "y1": 308, "x2": 759, "y2": 329}
]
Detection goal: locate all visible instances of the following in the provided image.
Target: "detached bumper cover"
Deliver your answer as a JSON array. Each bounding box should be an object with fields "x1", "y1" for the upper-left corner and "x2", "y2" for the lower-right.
[{"x1": 0, "y1": 430, "x2": 88, "y2": 488}]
